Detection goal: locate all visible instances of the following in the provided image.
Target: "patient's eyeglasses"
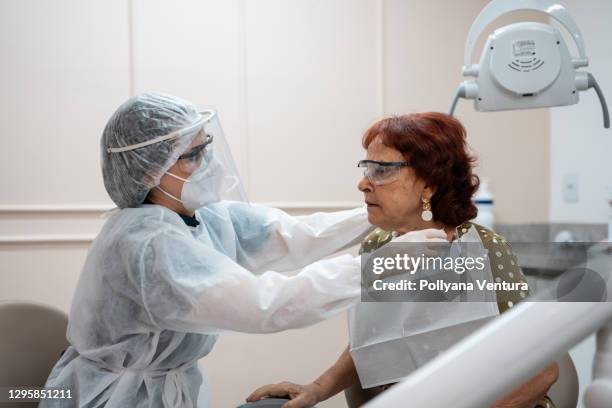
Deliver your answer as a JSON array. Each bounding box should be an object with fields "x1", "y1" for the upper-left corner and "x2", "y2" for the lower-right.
[{"x1": 357, "y1": 159, "x2": 410, "y2": 186}]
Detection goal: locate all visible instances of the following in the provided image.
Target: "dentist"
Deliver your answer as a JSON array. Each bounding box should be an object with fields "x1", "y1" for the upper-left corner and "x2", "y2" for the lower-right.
[{"x1": 40, "y1": 92, "x2": 372, "y2": 408}]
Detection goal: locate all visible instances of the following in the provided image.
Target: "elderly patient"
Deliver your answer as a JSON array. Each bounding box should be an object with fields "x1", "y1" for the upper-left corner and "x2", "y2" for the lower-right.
[{"x1": 247, "y1": 113, "x2": 559, "y2": 408}]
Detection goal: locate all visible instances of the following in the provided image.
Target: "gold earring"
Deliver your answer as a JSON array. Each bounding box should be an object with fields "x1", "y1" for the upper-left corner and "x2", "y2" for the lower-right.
[{"x1": 421, "y1": 197, "x2": 433, "y2": 221}]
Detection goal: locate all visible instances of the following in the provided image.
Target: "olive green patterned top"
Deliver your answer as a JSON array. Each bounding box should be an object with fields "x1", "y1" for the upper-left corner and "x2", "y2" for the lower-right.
[{"x1": 356, "y1": 221, "x2": 556, "y2": 408}]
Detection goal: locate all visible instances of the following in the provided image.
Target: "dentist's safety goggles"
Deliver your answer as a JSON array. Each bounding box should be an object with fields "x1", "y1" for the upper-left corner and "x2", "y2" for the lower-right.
[{"x1": 177, "y1": 134, "x2": 214, "y2": 173}]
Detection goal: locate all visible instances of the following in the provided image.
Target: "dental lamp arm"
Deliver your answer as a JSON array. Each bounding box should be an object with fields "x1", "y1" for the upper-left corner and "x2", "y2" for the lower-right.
[
  {"x1": 588, "y1": 73, "x2": 610, "y2": 129},
  {"x1": 449, "y1": 83, "x2": 467, "y2": 117},
  {"x1": 364, "y1": 303, "x2": 612, "y2": 408}
]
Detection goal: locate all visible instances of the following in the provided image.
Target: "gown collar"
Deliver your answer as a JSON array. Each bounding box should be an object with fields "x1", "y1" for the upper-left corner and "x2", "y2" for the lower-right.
[{"x1": 142, "y1": 198, "x2": 200, "y2": 227}]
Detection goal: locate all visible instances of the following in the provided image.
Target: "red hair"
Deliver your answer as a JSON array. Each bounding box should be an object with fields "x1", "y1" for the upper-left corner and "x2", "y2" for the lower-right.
[{"x1": 362, "y1": 112, "x2": 479, "y2": 227}]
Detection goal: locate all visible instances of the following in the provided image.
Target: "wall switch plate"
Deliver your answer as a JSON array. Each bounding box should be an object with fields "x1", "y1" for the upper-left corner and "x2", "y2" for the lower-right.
[{"x1": 563, "y1": 173, "x2": 579, "y2": 203}]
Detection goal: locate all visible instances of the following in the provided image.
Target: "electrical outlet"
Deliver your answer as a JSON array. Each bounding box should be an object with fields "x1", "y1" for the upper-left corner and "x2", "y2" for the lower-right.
[{"x1": 563, "y1": 173, "x2": 579, "y2": 203}]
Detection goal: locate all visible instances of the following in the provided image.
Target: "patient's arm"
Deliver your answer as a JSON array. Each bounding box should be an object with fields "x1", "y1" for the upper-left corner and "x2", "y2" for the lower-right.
[
  {"x1": 246, "y1": 345, "x2": 357, "y2": 408},
  {"x1": 489, "y1": 363, "x2": 559, "y2": 408},
  {"x1": 312, "y1": 345, "x2": 360, "y2": 399}
]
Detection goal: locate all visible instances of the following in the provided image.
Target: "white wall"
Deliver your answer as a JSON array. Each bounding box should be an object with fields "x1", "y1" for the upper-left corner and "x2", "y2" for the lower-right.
[
  {"x1": 130, "y1": 0, "x2": 380, "y2": 206},
  {"x1": 0, "y1": 0, "x2": 130, "y2": 206},
  {"x1": 0, "y1": 1, "x2": 552, "y2": 407},
  {"x1": 550, "y1": 0, "x2": 612, "y2": 224}
]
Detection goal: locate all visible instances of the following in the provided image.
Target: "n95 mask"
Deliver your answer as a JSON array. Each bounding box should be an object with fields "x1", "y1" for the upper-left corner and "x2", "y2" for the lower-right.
[{"x1": 159, "y1": 155, "x2": 227, "y2": 212}]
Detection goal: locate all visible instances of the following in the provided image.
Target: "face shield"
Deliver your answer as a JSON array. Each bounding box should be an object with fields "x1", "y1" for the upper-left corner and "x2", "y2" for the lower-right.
[
  {"x1": 105, "y1": 107, "x2": 247, "y2": 210},
  {"x1": 196, "y1": 110, "x2": 247, "y2": 204},
  {"x1": 156, "y1": 110, "x2": 248, "y2": 210}
]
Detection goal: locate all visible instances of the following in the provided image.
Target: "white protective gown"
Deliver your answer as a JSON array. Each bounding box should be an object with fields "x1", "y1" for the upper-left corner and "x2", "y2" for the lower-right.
[{"x1": 41, "y1": 201, "x2": 371, "y2": 408}]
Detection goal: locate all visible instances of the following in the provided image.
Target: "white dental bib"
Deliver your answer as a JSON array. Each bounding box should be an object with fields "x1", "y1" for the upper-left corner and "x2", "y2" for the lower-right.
[{"x1": 348, "y1": 223, "x2": 499, "y2": 388}]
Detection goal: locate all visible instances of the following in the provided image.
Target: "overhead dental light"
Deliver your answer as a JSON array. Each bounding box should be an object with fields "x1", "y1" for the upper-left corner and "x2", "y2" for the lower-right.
[{"x1": 449, "y1": 0, "x2": 609, "y2": 128}]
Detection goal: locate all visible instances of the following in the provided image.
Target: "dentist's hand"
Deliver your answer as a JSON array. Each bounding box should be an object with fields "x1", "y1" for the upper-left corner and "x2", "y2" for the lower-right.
[
  {"x1": 390, "y1": 228, "x2": 449, "y2": 244},
  {"x1": 387, "y1": 228, "x2": 450, "y2": 260},
  {"x1": 246, "y1": 381, "x2": 324, "y2": 408}
]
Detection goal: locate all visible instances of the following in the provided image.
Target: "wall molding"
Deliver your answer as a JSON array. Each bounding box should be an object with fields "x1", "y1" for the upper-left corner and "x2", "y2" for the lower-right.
[
  {"x1": 0, "y1": 201, "x2": 361, "y2": 214},
  {"x1": 0, "y1": 235, "x2": 97, "y2": 244},
  {"x1": 0, "y1": 205, "x2": 115, "y2": 214},
  {"x1": 0, "y1": 202, "x2": 363, "y2": 244}
]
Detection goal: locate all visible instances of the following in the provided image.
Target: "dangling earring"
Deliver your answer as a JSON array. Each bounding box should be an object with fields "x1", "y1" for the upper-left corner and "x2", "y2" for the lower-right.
[{"x1": 421, "y1": 197, "x2": 433, "y2": 221}]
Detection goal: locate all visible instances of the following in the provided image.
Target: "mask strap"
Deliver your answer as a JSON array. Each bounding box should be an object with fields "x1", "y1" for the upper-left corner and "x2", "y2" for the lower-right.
[
  {"x1": 165, "y1": 171, "x2": 190, "y2": 183},
  {"x1": 155, "y1": 186, "x2": 185, "y2": 205}
]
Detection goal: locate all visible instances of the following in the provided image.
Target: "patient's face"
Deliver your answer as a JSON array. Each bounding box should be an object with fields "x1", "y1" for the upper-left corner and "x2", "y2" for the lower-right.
[{"x1": 358, "y1": 135, "x2": 427, "y2": 232}]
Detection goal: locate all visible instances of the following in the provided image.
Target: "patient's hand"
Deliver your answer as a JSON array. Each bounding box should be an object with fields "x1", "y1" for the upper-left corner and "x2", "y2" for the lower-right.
[
  {"x1": 247, "y1": 346, "x2": 358, "y2": 407},
  {"x1": 246, "y1": 381, "x2": 324, "y2": 408},
  {"x1": 489, "y1": 363, "x2": 559, "y2": 408}
]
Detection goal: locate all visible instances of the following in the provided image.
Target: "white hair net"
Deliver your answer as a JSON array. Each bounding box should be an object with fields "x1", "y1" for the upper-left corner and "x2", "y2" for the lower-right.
[{"x1": 101, "y1": 92, "x2": 202, "y2": 208}]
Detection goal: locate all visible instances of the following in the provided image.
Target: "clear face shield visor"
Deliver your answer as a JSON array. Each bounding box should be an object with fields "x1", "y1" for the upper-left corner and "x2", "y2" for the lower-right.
[
  {"x1": 106, "y1": 109, "x2": 248, "y2": 208},
  {"x1": 357, "y1": 159, "x2": 410, "y2": 186},
  {"x1": 174, "y1": 110, "x2": 248, "y2": 205}
]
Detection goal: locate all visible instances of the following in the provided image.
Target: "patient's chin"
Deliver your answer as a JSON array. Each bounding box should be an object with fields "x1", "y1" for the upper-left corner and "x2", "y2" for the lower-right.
[{"x1": 366, "y1": 209, "x2": 384, "y2": 227}]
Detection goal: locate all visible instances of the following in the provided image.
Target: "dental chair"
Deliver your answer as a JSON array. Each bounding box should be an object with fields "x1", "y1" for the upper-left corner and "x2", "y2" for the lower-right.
[
  {"x1": 0, "y1": 300, "x2": 69, "y2": 408},
  {"x1": 343, "y1": 353, "x2": 578, "y2": 408},
  {"x1": 237, "y1": 398, "x2": 311, "y2": 408}
]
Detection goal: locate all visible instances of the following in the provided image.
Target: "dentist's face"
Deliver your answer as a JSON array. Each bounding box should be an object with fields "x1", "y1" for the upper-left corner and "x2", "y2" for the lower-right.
[
  {"x1": 146, "y1": 131, "x2": 208, "y2": 216},
  {"x1": 158, "y1": 132, "x2": 207, "y2": 197},
  {"x1": 358, "y1": 135, "x2": 428, "y2": 232}
]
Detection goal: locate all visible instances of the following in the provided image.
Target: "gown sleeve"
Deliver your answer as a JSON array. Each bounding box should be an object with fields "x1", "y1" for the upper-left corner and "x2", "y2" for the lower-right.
[
  {"x1": 139, "y1": 227, "x2": 362, "y2": 334},
  {"x1": 223, "y1": 202, "x2": 372, "y2": 273}
]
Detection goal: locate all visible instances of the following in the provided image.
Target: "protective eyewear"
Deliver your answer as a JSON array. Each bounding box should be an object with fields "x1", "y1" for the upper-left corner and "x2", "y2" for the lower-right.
[
  {"x1": 177, "y1": 134, "x2": 214, "y2": 173},
  {"x1": 357, "y1": 159, "x2": 410, "y2": 186}
]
